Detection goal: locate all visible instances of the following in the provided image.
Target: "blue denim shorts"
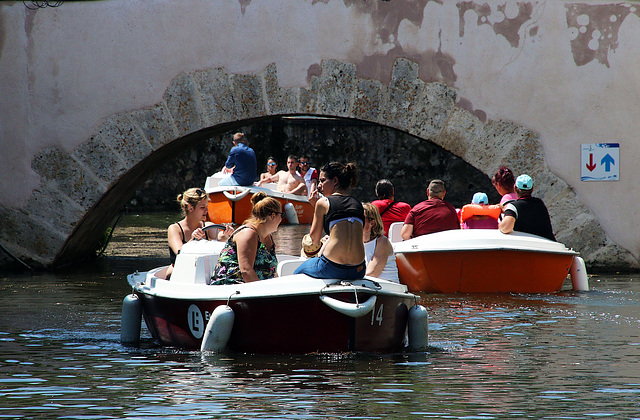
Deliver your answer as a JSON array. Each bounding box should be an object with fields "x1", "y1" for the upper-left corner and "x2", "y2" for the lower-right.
[
  {"x1": 294, "y1": 255, "x2": 365, "y2": 280},
  {"x1": 218, "y1": 175, "x2": 240, "y2": 186}
]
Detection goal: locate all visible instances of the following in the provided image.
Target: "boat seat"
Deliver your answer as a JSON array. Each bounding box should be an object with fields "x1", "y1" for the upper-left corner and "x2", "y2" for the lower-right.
[
  {"x1": 389, "y1": 222, "x2": 404, "y2": 243},
  {"x1": 277, "y1": 258, "x2": 306, "y2": 277}
]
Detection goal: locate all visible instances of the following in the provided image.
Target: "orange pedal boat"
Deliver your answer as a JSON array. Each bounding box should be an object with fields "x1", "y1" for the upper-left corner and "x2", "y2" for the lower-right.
[
  {"x1": 204, "y1": 173, "x2": 314, "y2": 225},
  {"x1": 389, "y1": 225, "x2": 588, "y2": 293}
]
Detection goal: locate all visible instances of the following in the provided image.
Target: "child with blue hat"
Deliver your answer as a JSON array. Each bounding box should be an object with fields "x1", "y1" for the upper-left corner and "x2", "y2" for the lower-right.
[{"x1": 460, "y1": 192, "x2": 500, "y2": 229}]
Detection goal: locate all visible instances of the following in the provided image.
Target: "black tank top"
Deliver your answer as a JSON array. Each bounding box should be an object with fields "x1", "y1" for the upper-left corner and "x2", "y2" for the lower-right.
[
  {"x1": 169, "y1": 222, "x2": 209, "y2": 265},
  {"x1": 323, "y1": 195, "x2": 365, "y2": 235}
]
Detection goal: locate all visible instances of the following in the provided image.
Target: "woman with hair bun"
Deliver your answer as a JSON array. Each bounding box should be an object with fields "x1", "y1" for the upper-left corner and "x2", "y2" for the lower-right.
[
  {"x1": 211, "y1": 192, "x2": 283, "y2": 284},
  {"x1": 491, "y1": 166, "x2": 518, "y2": 205},
  {"x1": 294, "y1": 162, "x2": 366, "y2": 280},
  {"x1": 166, "y1": 188, "x2": 233, "y2": 279}
]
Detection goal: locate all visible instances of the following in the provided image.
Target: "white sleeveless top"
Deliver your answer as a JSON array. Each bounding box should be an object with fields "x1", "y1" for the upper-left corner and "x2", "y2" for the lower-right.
[{"x1": 363, "y1": 237, "x2": 399, "y2": 283}]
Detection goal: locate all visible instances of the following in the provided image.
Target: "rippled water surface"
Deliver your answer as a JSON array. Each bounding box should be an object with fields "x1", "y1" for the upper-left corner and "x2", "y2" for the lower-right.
[{"x1": 2, "y1": 215, "x2": 640, "y2": 419}]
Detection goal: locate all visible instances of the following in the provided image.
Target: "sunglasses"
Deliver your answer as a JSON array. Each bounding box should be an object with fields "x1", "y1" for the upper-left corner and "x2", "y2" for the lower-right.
[
  {"x1": 267, "y1": 162, "x2": 276, "y2": 166},
  {"x1": 300, "y1": 161, "x2": 309, "y2": 165},
  {"x1": 275, "y1": 212, "x2": 285, "y2": 219},
  {"x1": 196, "y1": 188, "x2": 206, "y2": 196}
]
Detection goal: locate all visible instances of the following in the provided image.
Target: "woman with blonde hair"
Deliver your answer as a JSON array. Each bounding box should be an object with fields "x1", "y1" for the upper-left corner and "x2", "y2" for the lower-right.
[
  {"x1": 211, "y1": 192, "x2": 283, "y2": 284},
  {"x1": 166, "y1": 188, "x2": 232, "y2": 278},
  {"x1": 362, "y1": 203, "x2": 399, "y2": 282}
]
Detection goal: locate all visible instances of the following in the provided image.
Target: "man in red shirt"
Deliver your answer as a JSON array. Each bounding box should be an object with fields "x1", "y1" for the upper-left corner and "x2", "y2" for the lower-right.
[
  {"x1": 371, "y1": 179, "x2": 411, "y2": 237},
  {"x1": 401, "y1": 179, "x2": 459, "y2": 240}
]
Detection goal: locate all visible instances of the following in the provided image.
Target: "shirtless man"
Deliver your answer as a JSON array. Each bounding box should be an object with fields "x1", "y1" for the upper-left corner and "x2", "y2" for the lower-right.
[{"x1": 265, "y1": 155, "x2": 307, "y2": 195}]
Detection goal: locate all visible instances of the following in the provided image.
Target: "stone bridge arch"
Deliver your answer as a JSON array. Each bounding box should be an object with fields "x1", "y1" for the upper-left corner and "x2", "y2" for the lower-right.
[{"x1": 2, "y1": 58, "x2": 635, "y2": 270}]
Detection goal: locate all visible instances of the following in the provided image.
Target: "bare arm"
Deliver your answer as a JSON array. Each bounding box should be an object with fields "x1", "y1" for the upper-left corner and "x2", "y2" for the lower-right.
[
  {"x1": 307, "y1": 179, "x2": 318, "y2": 198},
  {"x1": 235, "y1": 228, "x2": 260, "y2": 282},
  {"x1": 290, "y1": 181, "x2": 307, "y2": 196},
  {"x1": 168, "y1": 223, "x2": 204, "y2": 255},
  {"x1": 499, "y1": 215, "x2": 516, "y2": 234},
  {"x1": 400, "y1": 223, "x2": 414, "y2": 241},
  {"x1": 216, "y1": 224, "x2": 235, "y2": 241},
  {"x1": 309, "y1": 197, "x2": 329, "y2": 245},
  {"x1": 258, "y1": 172, "x2": 279, "y2": 186},
  {"x1": 366, "y1": 236, "x2": 393, "y2": 277},
  {"x1": 167, "y1": 224, "x2": 184, "y2": 257}
]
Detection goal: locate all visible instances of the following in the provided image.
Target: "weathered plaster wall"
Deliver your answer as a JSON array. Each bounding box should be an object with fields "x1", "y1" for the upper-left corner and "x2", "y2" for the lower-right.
[{"x1": 0, "y1": 0, "x2": 639, "y2": 268}]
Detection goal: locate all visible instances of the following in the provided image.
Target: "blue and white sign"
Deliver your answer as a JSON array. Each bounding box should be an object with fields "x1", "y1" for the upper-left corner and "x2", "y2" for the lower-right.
[{"x1": 581, "y1": 143, "x2": 619, "y2": 181}]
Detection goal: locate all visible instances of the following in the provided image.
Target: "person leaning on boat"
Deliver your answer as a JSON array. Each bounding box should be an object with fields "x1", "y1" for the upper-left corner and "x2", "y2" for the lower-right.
[
  {"x1": 499, "y1": 174, "x2": 556, "y2": 241},
  {"x1": 166, "y1": 188, "x2": 233, "y2": 279},
  {"x1": 362, "y1": 203, "x2": 399, "y2": 282},
  {"x1": 294, "y1": 162, "x2": 366, "y2": 280},
  {"x1": 401, "y1": 179, "x2": 460, "y2": 240},
  {"x1": 210, "y1": 192, "x2": 283, "y2": 284}
]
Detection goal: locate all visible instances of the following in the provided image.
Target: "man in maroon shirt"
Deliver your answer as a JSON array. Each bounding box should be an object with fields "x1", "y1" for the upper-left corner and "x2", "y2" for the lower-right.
[
  {"x1": 371, "y1": 179, "x2": 411, "y2": 237},
  {"x1": 401, "y1": 179, "x2": 459, "y2": 240}
]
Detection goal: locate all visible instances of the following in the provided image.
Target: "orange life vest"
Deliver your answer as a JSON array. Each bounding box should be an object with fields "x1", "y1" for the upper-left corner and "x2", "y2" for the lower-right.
[{"x1": 459, "y1": 204, "x2": 501, "y2": 222}]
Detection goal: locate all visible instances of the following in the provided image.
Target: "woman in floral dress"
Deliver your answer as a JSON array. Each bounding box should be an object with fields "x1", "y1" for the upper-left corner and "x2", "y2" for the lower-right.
[{"x1": 211, "y1": 192, "x2": 283, "y2": 284}]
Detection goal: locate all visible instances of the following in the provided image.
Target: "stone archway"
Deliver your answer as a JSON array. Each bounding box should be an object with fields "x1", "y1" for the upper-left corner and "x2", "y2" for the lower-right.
[{"x1": 3, "y1": 58, "x2": 636, "y2": 270}]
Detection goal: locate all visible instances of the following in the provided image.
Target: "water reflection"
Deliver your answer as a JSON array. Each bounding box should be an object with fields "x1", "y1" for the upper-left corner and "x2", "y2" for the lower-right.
[{"x1": 2, "y1": 217, "x2": 640, "y2": 418}]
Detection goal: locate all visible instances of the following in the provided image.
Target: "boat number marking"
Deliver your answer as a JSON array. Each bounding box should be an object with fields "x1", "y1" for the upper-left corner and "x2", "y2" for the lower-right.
[
  {"x1": 187, "y1": 304, "x2": 205, "y2": 339},
  {"x1": 370, "y1": 304, "x2": 384, "y2": 326}
]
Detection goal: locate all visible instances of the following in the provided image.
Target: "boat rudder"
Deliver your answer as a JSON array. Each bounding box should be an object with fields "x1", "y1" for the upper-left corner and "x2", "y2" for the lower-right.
[
  {"x1": 201, "y1": 305, "x2": 235, "y2": 352},
  {"x1": 120, "y1": 294, "x2": 142, "y2": 347}
]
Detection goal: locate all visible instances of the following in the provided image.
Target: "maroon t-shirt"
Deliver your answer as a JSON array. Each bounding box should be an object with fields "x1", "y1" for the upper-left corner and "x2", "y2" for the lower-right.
[
  {"x1": 372, "y1": 199, "x2": 412, "y2": 236},
  {"x1": 404, "y1": 198, "x2": 460, "y2": 237}
]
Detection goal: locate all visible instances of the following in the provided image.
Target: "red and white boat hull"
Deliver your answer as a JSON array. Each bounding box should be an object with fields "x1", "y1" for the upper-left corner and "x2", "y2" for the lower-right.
[
  {"x1": 392, "y1": 228, "x2": 582, "y2": 293},
  {"x1": 135, "y1": 277, "x2": 413, "y2": 353},
  {"x1": 125, "y1": 240, "x2": 419, "y2": 353}
]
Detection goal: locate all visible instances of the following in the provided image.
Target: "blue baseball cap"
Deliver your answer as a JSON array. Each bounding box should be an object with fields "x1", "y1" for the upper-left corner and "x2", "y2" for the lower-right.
[
  {"x1": 515, "y1": 174, "x2": 533, "y2": 190},
  {"x1": 472, "y1": 192, "x2": 488, "y2": 205}
]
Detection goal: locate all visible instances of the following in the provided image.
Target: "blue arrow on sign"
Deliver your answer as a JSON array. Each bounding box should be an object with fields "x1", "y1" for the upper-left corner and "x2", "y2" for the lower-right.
[{"x1": 601, "y1": 153, "x2": 615, "y2": 172}]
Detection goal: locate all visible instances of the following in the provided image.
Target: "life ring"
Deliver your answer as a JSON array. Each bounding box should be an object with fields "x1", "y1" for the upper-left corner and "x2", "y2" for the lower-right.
[
  {"x1": 223, "y1": 188, "x2": 251, "y2": 202},
  {"x1": 459, "y1": 204, "x2": 501, "y2": 222}
]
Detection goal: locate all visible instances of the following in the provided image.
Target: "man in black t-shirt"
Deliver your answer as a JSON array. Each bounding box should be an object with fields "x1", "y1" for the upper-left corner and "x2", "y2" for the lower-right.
[{"x1": 499, "y1": 174, "x2": 556, "y2": 241}]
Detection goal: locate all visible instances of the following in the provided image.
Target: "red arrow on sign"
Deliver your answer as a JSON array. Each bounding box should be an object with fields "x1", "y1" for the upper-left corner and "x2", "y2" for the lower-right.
[{"x1": 586, "y1": 153, "x2": 597, "y2": 171}]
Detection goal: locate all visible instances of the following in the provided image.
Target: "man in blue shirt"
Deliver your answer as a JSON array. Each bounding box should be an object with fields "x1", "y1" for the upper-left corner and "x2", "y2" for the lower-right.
[{"x1": 218, "y1": 133, "x2": 258, "y2": 186}]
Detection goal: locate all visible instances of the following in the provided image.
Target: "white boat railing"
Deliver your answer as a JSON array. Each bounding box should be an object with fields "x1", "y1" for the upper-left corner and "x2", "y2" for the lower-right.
[{"x1": 204, "y1": 172, "x2": 309, "y2": 203}]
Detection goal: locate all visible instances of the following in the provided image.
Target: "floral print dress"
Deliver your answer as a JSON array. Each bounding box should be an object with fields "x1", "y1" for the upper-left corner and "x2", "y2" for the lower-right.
[{"x1": 210, "y1": 225, "x2": 277, "y2": 285}]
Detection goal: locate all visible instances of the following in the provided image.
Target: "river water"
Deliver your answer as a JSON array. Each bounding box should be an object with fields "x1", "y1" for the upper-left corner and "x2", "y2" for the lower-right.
[{"x1": 1, "y1": 213, "x2": 640, "y2": 419}]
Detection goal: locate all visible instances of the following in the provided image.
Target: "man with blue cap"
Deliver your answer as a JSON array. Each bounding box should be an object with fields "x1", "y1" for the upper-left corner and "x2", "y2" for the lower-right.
[{"x1": 499, "y1": 174, "x2": 555, "y2": 240}]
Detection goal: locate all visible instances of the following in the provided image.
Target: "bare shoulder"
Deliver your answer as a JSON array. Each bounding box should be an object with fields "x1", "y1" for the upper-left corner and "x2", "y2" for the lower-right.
[
  {"x1": 234, "y1": 226, "x2": 257, "y2": 243},
  {"x1": 167, "y1": 222, "x2": 180, "y2": 234},
  {"x1": 377, "y1": 235, "x2": 393, "y2": 253}
]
